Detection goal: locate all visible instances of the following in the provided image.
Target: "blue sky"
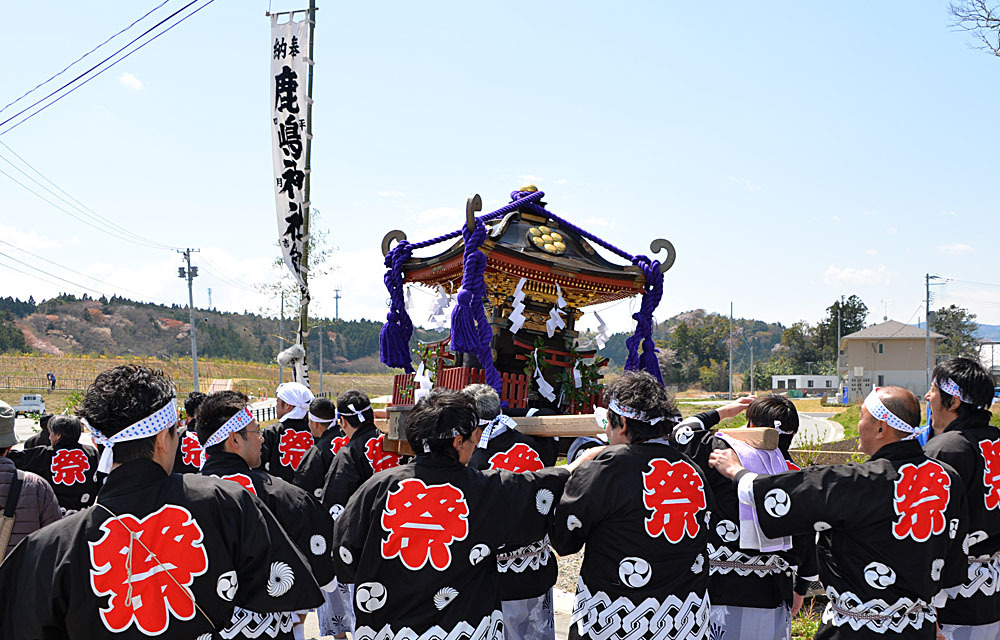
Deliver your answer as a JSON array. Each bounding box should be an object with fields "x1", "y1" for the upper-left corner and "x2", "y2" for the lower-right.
[{"x1": 2, "y1": 1, "x2": 998, "y2": 336}]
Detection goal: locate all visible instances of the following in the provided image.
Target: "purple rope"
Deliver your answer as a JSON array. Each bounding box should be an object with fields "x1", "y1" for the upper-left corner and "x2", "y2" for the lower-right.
[
  {"x1": 379, "y1": 240, "x2": 415, "y2": 372},
  {"x1": 623, "y1": 257, "x2": 665, "y2": 384},
  {"x1": 450, "y1": 218, "x2": 503, "y2": 395}
]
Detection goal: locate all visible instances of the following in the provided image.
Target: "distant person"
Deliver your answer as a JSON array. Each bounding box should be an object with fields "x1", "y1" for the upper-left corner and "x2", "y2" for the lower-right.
[
  {"x1": 173, "y1": 391, "x2": 207, "y2": 473},
  {"x1": 10, "y1": 415, "x2": 101, "y2": 515},
  {"x1": 46, "y1": 372, "x2": 56, "y2": 391},
  {"x1": 0, "y1": 399, "x2": 61, "y2": 559},
  {"x1": 922, "y1": 358, "x2": 1000, "y2": 639},
  {"x1": 261, "y1": 382, "x2": 315, "y2": 482},
  {"x1": 22, "y1": 413, "x2": 53, "y2": 449}
]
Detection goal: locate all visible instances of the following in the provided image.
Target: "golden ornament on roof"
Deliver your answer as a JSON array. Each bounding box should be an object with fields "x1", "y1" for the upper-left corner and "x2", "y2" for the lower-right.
[{"x1": 527, "y1": 225, "x2": 566, "y2": 255}]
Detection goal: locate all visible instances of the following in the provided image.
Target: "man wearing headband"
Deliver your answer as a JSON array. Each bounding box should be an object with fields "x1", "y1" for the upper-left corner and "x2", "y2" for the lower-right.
[
  {"x1": 331, "y1": 389, "x2": 598, "y2": 640},
  {"x1": 465, "y1": 384, "x2": 559, "y2": 640},
  {"x1": 922, "y1": 358, "x2": 1000, "y2": 639},
  {"x1": 0, "y1": 365, "x2": 323, "y2": 639},
  {"x1": 10, "y1": 415, "x2": 101, "y2": 516},
  {"x1": 172, "y1": 391, "x2": 207, "y2": 474},
  {"x1": 319, "y1": 389, "x2": 400, "y2": 520},
  {"x1": 710, "y1": 386, "x2": 968, "y2": 639},
  {"x1": 291, "y1": 396, "x2": 354, "y2": 639},
  {"x1": 551, "y1": 371, "x2": 715, "y2": 640},
  {"x1": 293, "y1": 397, "x2": 347, "y2": 499},
  {"x1": 261, "y1": 381, "x2": 315, "y2": 482},
  {"x1": 670, "y1": 394, "x2": 816, "y2": 640},
  {"x1": 197, "y1": 390, "x2": 336, "y2": 640}
]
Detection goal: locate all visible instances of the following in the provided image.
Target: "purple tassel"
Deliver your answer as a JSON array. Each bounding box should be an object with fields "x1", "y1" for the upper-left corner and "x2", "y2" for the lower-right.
[
  {"x1": 450, "y1": 219, "x2": 503, "y2": 395},
  {"x1": 379, "y1": 241, "x2": 415, "y2": 372},
  {"x1": 624, "y1": 257, "x2": 664, "y2": 384}
]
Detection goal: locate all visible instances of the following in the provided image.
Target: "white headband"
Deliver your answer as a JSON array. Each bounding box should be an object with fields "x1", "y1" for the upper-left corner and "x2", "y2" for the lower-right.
[
  {"x1": 936, "y1": 377, "x2": 984, "y2": 408},
  {"x1": 864, "y1": 388, "x2": 920, "y2": 439},
  {"x1": 477, "y1": 414, "x2": 518, "y2": 449},
  {"x1": 773, "y1": 420, "x2": 795, "y2": 435},
  {"x1": 341, "y1": 403, "x2": 371, "y2": 422},
  {"x1": 86, "y1": 400, "x2": 178, "y2": 474},
  {"x1": 203, "y1": 406, "x2": 255, "y2": 448},
  {"x1": 308, "y1": 411, "x2": 338, "y2": 424},
  {"x1": 608, "y1": 398, "x2": 680, "y2": 426}
]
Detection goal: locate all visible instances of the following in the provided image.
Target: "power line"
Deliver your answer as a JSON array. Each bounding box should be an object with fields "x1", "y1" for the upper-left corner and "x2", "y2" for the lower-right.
[
  {"x1": 199, "y1": 256, "x2": 258, "y2": 292},
  {"x1": 0, "y1": 0, "x2": 173, "y2": 116},
  {"x1": 0, "y1": 164, "x2": 171, "y2": 249},
  {"x1": 0, "y1": 250, "x2": 107, "y2": 297},
  {"x1": 0, "y1": 0, "x2": 217, "y2": 136},
  {"x1": 0, "y1": 141, "x2": 178, "y2": 250},
  {"x1": 0, "y1": 239, "x2": 172, "y2": 305},
  {"x1": 0, "y1": 259, "x2": 95, "y2": 296}
]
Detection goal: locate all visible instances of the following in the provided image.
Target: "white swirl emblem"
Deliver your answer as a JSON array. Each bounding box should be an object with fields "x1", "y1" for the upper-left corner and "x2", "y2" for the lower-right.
[
  {"x1": 356, "y1": 581, "x2": 387, "y2": 613},
  {"x1": 266, "y1": 561, "x2": 295, "y2": 597},
  {"x1": 763, "y1": 488, "x2": 791, "y2": 518},
  {"x1": 863, "y1": 562, "x2": 896, "y2": 590},
  {"x1": 216, "y1": 570, "x2": 238, "y2": 601},
  {"x1": 618, "y1": 557, "x2": 652, "y2": 588}
]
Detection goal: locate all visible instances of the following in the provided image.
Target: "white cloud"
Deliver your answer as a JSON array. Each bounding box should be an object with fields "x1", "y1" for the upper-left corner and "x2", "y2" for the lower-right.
[
  {"x1": 0, "y1": 224, "x2": 61, "y2": 250},
  {"x1": 726, "y1": 176, "x2": 762, "y2": 192},
  {"x1": 823, "y1": 264, "x2": 891, "y2": 287},
  {"x1": 582, "y1": 216, "x2": 616, "y2": 229},
  {"x1": 886, "y1": 226, "x2": 898, "y2": 236},
  {"x1": 938, "y1": 243, "x2": 975, "y2": 255},
  {"x1": 377, "y1": 190, "x2": 404, "y2": 198},
  {"x1": 518, "y1": 175, "x2": 544, "y2": 184},
  {"x1": 554, "y1": 178, "x2": 569, "y2": 185},
  {"x1": 832, "y1": 215, "x2": 841, "y2": 223},
  {"x1": 866, "y1": 248, "x2": 878, "y2": 256},
  {"x1": 119, "y1": 73, "x2": 144, "y2": 91},
  {"x1": 943, "y1": 210, "x2": 957, "y2": 217}
]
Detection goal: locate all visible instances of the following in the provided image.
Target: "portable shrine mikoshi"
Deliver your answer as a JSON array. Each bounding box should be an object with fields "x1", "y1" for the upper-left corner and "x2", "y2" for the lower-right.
[{"x1": 377, "y1": 186, "x2": 677, "y2": 454}]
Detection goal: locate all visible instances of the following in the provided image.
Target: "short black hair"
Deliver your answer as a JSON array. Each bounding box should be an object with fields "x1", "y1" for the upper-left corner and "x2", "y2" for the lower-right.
[
  {"x1": 184, "y1": 391, "x2": 207, "y2": 418},
  {"x1": 337, "y1": 389, "x2": 374, "y2": 427},
  {"x1": 405, "y1": 390, "x2": 478, "y2": 461},
  {"x1": 933, "y1": 357, "x2": 994, "y2": 419},
  {"x1": 604, "y1": 371, "x2": 680, "y2": 443},
  {"x1": 309, "y1": 397, "x2": 337, "y2": 421},
  {"x1": 39, "y1": 413, "x2": 53, "y2": 430},
  {"x1": 880, "y1": 387, "x2": 921, "y2": 429},
  {"x1": 196, "y1": 391, "x2": 250, "y2": 456},
  {"x1": 49, "y1": 415, "x2": 82, "y2": 444},
  {"x1": 747, "y1": 395, "x2": 799, "y2": 445},
  {"x1": 78, "y1": 365, "x2": 176, "y2": 465}
]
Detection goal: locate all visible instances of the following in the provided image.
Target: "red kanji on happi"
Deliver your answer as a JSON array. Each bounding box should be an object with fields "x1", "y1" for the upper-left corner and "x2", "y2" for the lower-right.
[
  {"x1": 50, "y1": 448, "x2": 90, "y2": 485},
  {"x1": 642, "y1": 459, "x2": 706, "y2": 542},
  {"x1": 380, "y1": 478, "x2": 469, "y2": 570},
  {"x1": 220, "y1": 473, "x2": 258, "y2": 496},
  {"x1": 278, "y1": 428, "x2": 313, "y2": 470},
  {"x1": 488, "y1": 443, "x2": 544, "y2": 474},
  {"x1": 980, "y1": 439, "x2": 1000, "y2": 511},
  {"x1": 89, "y1": 505, "x2": 208, "y2": 635},
  {"x1": 893, "y1": 460, "x2": 952, "y2": 542},
  {"x1": 365, "y1": 434, "x2": 400, "y2": 473},
  {"x1": 331, "y1": 435, "x2": 349, "y2": 456},
  {"x1": 180, "y1": 432, "x2": 205, "y2": 469}
]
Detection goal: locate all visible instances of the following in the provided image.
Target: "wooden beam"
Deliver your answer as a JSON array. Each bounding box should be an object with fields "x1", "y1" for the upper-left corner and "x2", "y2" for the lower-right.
[
  {"x1": 513, "y1": 415, "x2": 603, "y2": 437},
  {"x1": 717, "y1": 427, "x2": 779, "y2": 450}
]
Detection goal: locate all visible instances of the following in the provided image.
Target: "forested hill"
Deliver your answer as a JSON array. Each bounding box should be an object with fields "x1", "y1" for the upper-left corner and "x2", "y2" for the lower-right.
[{"x1": 0, "y1": 295, "x2": 446, "y2": 373}]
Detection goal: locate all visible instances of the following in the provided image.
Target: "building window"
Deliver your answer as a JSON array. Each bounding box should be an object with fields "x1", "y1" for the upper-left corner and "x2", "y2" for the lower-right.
[
  {"x1": 878, "y1": 343, "x2": 884, "y2": 354},
  {"x1": 808, "y1": 380, "x2": 815, "y2": 388},
  {"x1": 777, "y1": 380, "x2": 785, "y2": 389},
  {"x1": 789, "y1": 380, "x2": 797, "y2": 390},
  {"x1": 878, "y1": 374, "x2": 885, "y2": 386}
]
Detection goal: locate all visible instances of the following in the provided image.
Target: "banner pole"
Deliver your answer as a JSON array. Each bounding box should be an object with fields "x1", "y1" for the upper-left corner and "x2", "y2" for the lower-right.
[{"x1": 295, "y1": 0, "x2": 317, "y2": 386}]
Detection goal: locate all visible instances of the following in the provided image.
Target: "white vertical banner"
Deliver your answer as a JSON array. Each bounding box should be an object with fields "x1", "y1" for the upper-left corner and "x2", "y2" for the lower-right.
[{"x1": 270, "y1": 14, "x2": 311, "y2": 289}]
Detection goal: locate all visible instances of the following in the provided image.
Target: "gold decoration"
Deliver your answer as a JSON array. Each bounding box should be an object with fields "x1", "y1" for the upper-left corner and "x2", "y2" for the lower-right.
[
  {"x1": 527, "y1": 225, "x2": 566, "y2": 255},
  {"x1": 519, "y1": 184, "x2": 539, "y2": 193}
]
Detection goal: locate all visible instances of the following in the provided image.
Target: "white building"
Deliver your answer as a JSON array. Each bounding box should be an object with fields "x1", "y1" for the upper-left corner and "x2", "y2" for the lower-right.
[{"x1": 771, "y1": 375, "x2": 838, "y2": 393}]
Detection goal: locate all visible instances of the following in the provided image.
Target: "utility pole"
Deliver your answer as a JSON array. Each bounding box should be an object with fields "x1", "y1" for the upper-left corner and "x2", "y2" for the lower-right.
[
  {"x1": 729, "y1": 302, "x2": 734, "y2": 400},
  {"x1": 177, "y1": 249, "x2": 201, "y2": 392},
  {"x1": 207, "y1": 287, "x2": 212, "y2": 310},
  {"x1": 926, "y1": 274, "x2": 943, "y2": 388},
  {"x1": 279, "y1": 291, "x2": 285, "y2": 385},
  {"x1": 749, "y1": 339, "x2": 754, "y2": 396},
  {"x1": 334, "y1": 287, "x2": 341, "y2": 320},
  {"x1": 317, "y1": 321, "x2": 323, "y2": 396}
]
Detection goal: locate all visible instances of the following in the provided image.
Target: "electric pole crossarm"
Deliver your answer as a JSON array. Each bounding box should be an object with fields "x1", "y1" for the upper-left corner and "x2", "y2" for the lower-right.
[{"x1": 177, "y1": 248, "x2": 201, "y2": 392}]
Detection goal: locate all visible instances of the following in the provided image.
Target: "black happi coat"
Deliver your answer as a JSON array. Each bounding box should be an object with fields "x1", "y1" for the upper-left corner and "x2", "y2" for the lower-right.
[
  {"x1": 469, "y1": 426, "x2": 559, "y2": 601},
  {"x1": 672, "y1": 410, "x2": 817, "y2": 610},
  {"x1": 293, "y1": 425, "x2": 350, "y2": 499},
  {"x1": 261, "y1": 416, "x2": 314, "y2": 483},
  {"x1": 551, "y1": 440, "x2": 715, "y2": 640},
  {"x1": 11, "y1": 440, "x2": 102, "y2": 515},
  {"x1": 924, "y1": 408, "x2": 1000, "y2": 626},
  {"x1": 332, "y1": 456, "x2": 570, "y2": 640},
  {"x1": 320, "y1": 423, "x2": 400, "y2": 518},
  {"x1": 749, "y1": 439, "x2": 969, "y2": 640},
  {"x1": 173, "y1": 423, "x2": 206, "y2": 474},
  {"x1": 0, "y1": 459, "x2": 323, "y2": 640},
  {"x1": 201, "y1": 452, "x2": 336, "y2": 589}
]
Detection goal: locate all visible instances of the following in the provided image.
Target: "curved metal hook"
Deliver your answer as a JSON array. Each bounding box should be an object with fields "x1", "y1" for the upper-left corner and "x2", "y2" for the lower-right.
[
  {"x1": 466, "y1": 194, "x2": 482, "y2": 232},
  {"x1": 650, "y1": 238, "x2": 676, "y2": 273},
  {"x1": 381, "y1": 230, "x2": 408, "y2": 256}
]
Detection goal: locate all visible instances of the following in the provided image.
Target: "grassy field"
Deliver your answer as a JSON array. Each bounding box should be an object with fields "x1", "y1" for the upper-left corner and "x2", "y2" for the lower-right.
[{"x1": 0, "y1": 354, "x2": 395, "y2": 401}]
